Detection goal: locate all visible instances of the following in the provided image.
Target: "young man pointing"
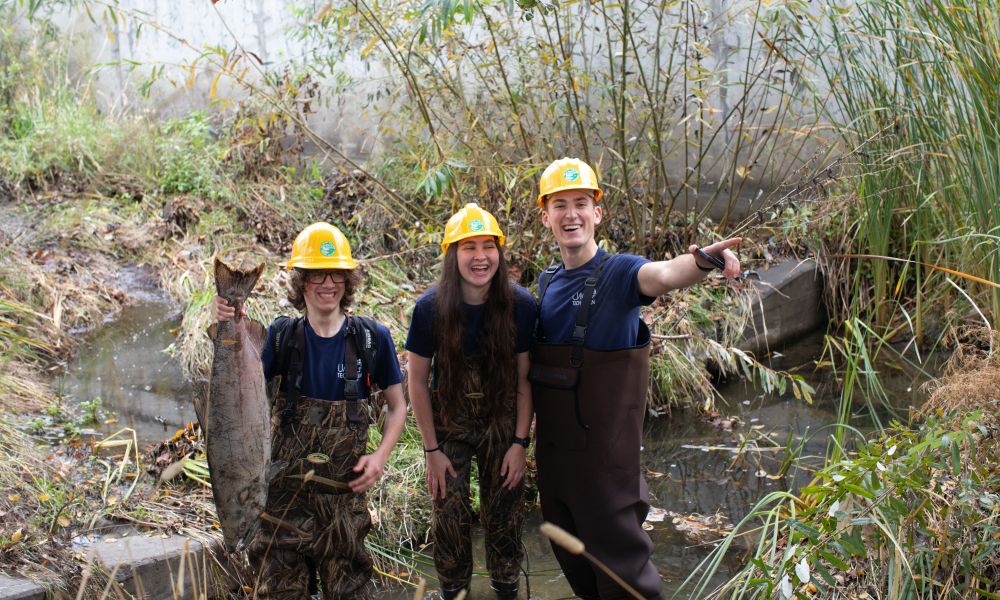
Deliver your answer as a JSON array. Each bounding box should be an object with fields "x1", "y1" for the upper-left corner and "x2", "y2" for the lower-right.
[{"x1": 530, "y1": 158, "x2": 742, "y2": 600}]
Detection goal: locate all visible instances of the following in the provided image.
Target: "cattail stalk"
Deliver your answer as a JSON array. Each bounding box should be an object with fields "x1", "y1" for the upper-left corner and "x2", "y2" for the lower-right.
[{"x1": 539, "y1": 522, "x2": 646, "y2": 600}]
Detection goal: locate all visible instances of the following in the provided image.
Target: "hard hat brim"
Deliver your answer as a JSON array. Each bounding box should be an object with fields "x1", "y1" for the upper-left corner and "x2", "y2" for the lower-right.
[
  {"x1": 440, "y1": 231, "x2": 506, "y2": 255},
  {"x1": 536, "y1": 184, "x2": 603, "y2": 208},
  {"x1": 286, "y1": 258, "x2": 358, "y2": 270}
]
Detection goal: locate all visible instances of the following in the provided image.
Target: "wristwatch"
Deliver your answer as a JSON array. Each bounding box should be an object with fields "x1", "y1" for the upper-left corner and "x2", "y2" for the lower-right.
[{"x1": 511, "y1": 435, "x2": 530, "y2": 449}]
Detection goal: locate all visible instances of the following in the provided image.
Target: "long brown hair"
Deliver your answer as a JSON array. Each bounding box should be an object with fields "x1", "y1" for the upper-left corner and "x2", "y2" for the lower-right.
[{"x1": 434, "y1": 241, "x2": 517, "y2": 426}]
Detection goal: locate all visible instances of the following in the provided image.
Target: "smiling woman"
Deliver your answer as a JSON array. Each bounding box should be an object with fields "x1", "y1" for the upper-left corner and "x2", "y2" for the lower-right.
[
  {"x1": 405, "y1": 203, "x2": 536, "y2": 600},
  {"x1": 455, "y1": 237, "x2": 500, "y2": 300}
]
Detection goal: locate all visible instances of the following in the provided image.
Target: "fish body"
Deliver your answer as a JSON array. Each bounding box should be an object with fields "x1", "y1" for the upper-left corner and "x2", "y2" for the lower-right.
[{"x1": 206, "y1": 258, "x2": 269, "y2": 553}]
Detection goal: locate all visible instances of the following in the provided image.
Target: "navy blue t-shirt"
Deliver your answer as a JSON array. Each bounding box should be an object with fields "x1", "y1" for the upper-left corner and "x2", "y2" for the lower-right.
[
  {"x1": 536, "y1": 249, "x2": 654, "y2": 350},
  {"x1": 405, "y1": 284, "x2": 538, "y2": 358},
  {"x1": 261, "y1": 316, "x2": 402, "y2": 401}
]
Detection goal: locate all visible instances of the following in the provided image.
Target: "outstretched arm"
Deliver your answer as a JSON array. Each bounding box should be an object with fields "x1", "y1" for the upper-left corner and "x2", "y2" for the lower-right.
[{"x1": 637, "y1": 238, "x2": 743, "y2": 297}]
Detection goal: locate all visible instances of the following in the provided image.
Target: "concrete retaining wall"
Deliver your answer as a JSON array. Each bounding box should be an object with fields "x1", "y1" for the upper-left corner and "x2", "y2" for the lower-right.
[{"x1": 740, "y1": 257, "x2": 826, "y2": 355}]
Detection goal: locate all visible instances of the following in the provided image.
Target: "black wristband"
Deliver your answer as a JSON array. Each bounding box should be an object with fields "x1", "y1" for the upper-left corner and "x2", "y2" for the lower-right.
[
  {"x1": 424, "y1": 446, "x2": 441, "y2": 454},
  {"x1": 511, "y1": 436, "x2": 530, "y2": 449},
  {"x1": 693, "y1": 247, "x2": 724, "y2": 272}
]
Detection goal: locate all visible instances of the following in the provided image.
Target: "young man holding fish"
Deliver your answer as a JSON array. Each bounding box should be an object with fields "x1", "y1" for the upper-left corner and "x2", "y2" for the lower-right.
[
  {"x1": 529, "y1": 158, "x2": 742, "y2": 599},
  {"x1": 215, "y1": 222, "x2": 406, "y2": 600}
]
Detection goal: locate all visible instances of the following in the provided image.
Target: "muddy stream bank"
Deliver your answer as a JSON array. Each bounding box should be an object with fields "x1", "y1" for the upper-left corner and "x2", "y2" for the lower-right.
[{"x1": 59, "y1": 274, "x2": 932, "y2": 598}]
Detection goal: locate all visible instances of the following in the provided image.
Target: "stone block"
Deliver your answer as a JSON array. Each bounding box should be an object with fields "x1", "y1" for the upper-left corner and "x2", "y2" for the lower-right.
[
  {"x1": 740, "y1": 258, "x2": 825, "y2": 355},
  {"x1": 0, "y1": 574, "x2": 46, "y2": 600},
  {"x1": 89, "y1": 534, "x2": 226, "y2": 600}
]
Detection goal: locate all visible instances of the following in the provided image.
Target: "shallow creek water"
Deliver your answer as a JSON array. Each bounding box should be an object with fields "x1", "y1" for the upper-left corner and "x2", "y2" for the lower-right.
[{"x1": 62, "y1": 284, "x2": 932, "y2": 599}]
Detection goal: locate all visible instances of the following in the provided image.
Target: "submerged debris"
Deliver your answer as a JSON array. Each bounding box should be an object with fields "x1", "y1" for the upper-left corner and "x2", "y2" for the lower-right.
[
  {"x1": 643, "y1": 507, "x2": 734, "y2": 545},
  {"x1": 146, "y1": 422, "x2": 205, "y2": 481}
]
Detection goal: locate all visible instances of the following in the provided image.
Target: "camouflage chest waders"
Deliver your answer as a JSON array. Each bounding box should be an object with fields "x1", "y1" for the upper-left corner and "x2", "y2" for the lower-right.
[
  {"x1": 430, "y1": 357, "x2": 525, "y2": 594},
  {"x1": 529, "y1": 255, "x2": 663, "y2": 600},
  {"x1": 248, "y1": 316, "x2": 377, "y2": 600},
  {"x1": 247, "y1": 394, "x2": 373, "y2": 600}
]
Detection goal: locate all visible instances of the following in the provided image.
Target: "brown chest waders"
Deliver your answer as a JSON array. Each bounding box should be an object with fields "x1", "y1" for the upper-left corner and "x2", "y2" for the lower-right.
[
  {"x1": 429, "y1": 358, "x2": 525, "y2": 596},
  {"x1": 530, "y1": 255, "x2": 663, "y2": 600},
  {"x1": 247, "y1": 319, "x2": 375, "y2": 600}
]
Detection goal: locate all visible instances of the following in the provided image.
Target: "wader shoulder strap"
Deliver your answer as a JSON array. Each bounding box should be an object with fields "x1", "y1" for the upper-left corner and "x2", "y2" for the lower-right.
[
  {"x1": 570, "y1": 252, "x2": 610, "y2": 368},
  {"x1": 534, "y1": 264, "x2": 563, "y2": 342},
  {"x1": 537, "y1": 263, "x2": 562, "y2": 302}
]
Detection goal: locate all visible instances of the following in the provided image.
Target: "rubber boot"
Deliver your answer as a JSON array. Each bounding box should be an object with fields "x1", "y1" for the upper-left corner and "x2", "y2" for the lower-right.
[
  {"x1": 490, "y1": 579, "x2": 519, "y2": 600},
  {"x1": 440, "y1": 584, "x2": 467, "y2": 600}
]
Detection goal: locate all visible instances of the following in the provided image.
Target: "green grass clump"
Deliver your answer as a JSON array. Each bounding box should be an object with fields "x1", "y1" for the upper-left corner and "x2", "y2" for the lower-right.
[{"x1": 154, "y1": 113, "x2": 230, "y2": 200}]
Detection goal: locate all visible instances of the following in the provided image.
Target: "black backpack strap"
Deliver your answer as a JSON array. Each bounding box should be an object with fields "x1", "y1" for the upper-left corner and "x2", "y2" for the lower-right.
[
  {"x1": 534, "y1": 263, "x2": 563, "y2": 342},
  {"x1": 343, "y1": 317, "x2": 361, "y2": 401},
  {"x1": 344, "y1": 315, "x2": 379, "y2": 425},
  {"x1": 278, "y1": 317, "x2": 306, "y2": 428},
  {"x1": 350, "y1": 315, "x2": 379, "y2": 386},
  {"x1": 569, "y1": 252, "x2": 610, "y2": 368}
]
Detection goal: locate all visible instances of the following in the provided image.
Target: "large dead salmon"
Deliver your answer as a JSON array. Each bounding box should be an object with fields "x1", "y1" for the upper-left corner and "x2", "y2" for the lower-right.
[{"x1": 206, "y1": 258, "x2": 269, "y2": 553}]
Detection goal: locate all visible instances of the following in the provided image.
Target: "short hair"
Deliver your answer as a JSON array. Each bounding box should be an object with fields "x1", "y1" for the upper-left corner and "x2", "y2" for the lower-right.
[{"x1": 286, "y1": 268, "x2": 361, "y2": 312}]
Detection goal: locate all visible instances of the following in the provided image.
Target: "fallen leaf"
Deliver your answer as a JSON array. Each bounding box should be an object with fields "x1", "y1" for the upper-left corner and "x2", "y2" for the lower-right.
[
  {"x1": 780, "y1": 574, "x2": 793, "y2": 599},
  {"x1": 795, "y1": 558, "x2": 810, "y2": 583}
]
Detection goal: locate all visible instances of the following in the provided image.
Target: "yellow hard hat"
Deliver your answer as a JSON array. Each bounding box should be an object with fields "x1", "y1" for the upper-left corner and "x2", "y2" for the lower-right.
[
  {"x1": 441, "y1": 203, "x2": 506, "y2": 254},
  {"x1": 536, "y1": 157, "x2": 603, "y2": 207},
  {"x1": 286, "y1": 222, "x2": 357, "y2": 270}
]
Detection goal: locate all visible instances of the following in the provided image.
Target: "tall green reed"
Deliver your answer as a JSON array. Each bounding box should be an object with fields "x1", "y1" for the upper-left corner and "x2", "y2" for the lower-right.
[{"x1": 797, "y1": 0, "x2": 999, "y2": 335}]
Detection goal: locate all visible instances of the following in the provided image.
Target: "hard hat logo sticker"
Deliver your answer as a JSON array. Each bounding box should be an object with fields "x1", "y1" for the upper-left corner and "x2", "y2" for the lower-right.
[
  {"x1": 320, "y1": 241, "x2": 337, "y2": 256},
  {"x1": 562, "y1": 168, "x2": 580, "y2": 182},
  {"x1": 469, "y1": 219, "x2": 485, "y2": 232}
]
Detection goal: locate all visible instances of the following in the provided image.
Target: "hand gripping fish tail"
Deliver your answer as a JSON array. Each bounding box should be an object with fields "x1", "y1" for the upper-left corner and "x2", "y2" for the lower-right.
[
  {"x1": 206, "y1": 258, "x2": 271, "y2": 554},
  {"x1": 213, "y1": 257, "x2": 265, "y2": 318}
]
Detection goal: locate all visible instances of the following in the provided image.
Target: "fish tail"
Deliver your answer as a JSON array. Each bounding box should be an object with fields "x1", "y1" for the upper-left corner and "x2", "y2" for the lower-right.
[{"x1": 214, "y1": 258, "x2": 265, "y2": 305}]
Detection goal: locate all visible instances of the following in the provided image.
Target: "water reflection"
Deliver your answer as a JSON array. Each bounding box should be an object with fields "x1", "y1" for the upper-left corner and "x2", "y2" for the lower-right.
[{"x1": 63, "y1": 271, "x2": 194, "y2": 445}]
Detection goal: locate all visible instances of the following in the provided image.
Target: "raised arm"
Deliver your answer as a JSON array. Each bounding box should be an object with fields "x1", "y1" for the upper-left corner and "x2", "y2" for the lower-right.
[{"x1": 637, "y1": 238, "x2": 743, "y2": 297}]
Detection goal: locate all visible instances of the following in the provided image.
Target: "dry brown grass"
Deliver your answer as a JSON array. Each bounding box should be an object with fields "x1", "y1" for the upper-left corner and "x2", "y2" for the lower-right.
[{"x1": 921, "y1": 326, "x2": 1000, "y2": 463}]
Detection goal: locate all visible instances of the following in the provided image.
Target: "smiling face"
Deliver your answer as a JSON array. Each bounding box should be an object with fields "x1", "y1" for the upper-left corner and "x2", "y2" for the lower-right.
[
  {"x1": 455, "y1": 235, "x2": 500, "y2": 299},
  {"x1": 541, "y1": 188, "x2": 602, "y2": 252},
  {"x1": 301, "y1": 269, "x2": 348, "y2": 315}
]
